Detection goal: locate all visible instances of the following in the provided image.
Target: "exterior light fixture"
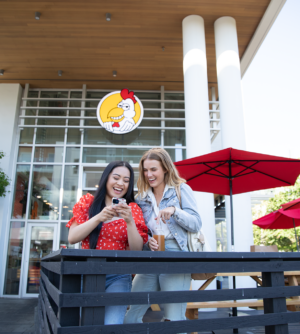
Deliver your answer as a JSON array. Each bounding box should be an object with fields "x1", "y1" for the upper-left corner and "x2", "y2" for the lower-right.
[
  {"x1": 35, "y1": 12, "x2": 41, "y2": 20},
  {"x1": 106, "y1": 13, "x2": 111, "y2": 21},
  {"x1": 162, "y1": 47, "x2": 165, "y2": 51},
  {"x1": 58, "y1": 70, "x2": 62, "y2": 77},
  {"x1": 113, "y1": 70, "x2": 117, "y2": 77},
  {"x1": 0, "y1": 69, "x2": 4, "y2": 76}
]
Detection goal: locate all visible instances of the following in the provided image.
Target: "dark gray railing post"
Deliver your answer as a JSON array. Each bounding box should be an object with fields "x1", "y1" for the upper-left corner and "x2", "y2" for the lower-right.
[
  {"x1": 58, "y1": 258, "x2": 81, "y2": 327},
  {"x1": 81, "y1": 258, "x2": 106, "y2": 326},
  {"x1": 262, "y1": 260, "x2": 288, "y2": 334}
]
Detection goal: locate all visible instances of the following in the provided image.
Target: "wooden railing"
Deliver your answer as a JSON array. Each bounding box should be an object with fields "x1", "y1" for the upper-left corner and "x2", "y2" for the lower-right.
[{"x1": 37, "y1": 249, "x2": 300, "y2": 334}]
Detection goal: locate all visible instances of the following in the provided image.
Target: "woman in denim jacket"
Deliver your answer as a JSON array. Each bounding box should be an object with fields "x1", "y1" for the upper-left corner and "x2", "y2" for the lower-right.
[{"x1": 124, "y1": 148, "x2": 202, "y2": 324}]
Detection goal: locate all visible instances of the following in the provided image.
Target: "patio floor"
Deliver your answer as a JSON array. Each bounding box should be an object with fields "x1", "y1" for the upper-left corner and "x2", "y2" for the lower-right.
[{"x1": 0, "y1": 297, "x2": 299, "y2": 334}]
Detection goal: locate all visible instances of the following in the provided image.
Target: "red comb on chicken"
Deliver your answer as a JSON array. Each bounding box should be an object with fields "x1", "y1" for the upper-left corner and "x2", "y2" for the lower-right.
[{"x1": 121, "y1": 88, "x2": 137, "y2": 104}]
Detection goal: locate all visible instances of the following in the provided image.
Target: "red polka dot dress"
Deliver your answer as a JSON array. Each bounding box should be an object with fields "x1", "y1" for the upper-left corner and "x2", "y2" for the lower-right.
[{"x1": 67, "y1": 193, "x2": 148, "y2": 250}]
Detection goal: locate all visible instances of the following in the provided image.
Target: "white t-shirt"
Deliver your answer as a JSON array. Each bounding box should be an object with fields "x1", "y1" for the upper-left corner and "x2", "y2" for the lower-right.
[{"x1": 147, "y1": 185, "x2": 174, "y2": 240}]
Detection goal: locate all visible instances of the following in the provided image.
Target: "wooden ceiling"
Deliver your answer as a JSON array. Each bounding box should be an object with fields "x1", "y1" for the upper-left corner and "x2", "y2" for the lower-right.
[{"x1": 0, "y1": 0, "x2": 270, "y2": 91}]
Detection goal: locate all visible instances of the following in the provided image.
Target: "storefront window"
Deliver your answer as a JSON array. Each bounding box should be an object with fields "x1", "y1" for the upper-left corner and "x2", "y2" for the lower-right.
[
  {"x1": 36, "y1": 128, "x2": 65, "y2": 144},
  {"x1": 65, "y1": 147, "x2": 80, "y2": 163},
  {"x1": 62, "y1": 166, "x2": 79, "y2": 220},
  {"x1": 17, "y1": 147, "x2": 32, "y2": 163},
  {"x1": 34, "y1": 147, "x2": 63, "y2": 163},
  {"x1": 67, "y1": 128, "x2": 81, "y2": 144},
  {"x1": 39, "y1": 109, "x2": 66, "y2": 117},
  {"x1": 165, "y1": 148, "x2": 186, "y2": 162},
  {"x1": 84, "y1": 129, "x2": 161, "y2": 146},
  {"x1": 83, "y1": 147, "x2": 152, "y2": 164},
  {"x1": 60, "y1": 223, "x2": 75, "y2": 249},
  {"x1": 12, "y1": 166, "x2": 30, "y2": 219},
  {"x1": 37, "y1": 118, "x2": 66, "y2": 126},
  {"x1": 3, "y1": 221, "x2": 25, "y2": 295},
  {"x1": 40, "y1": 91, "x2": 68, "y2": 99},
  {"x1": 164, "y1": 130, "x2": 186, "y2": 146},
  {"x1": 19, "y1": 128, "x2": 34, "y2": 145},
  {"x1": 29, "y1": 165, "x2": 62, "y2": 220}
]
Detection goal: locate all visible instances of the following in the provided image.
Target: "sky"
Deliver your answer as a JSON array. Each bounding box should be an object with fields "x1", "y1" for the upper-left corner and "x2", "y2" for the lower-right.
[{"x1": 242, "y1": 0, "x2": 300, "y2": 159}]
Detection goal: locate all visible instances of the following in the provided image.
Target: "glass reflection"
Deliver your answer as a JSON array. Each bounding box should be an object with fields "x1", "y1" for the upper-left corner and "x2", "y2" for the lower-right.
[
  {"x1": 60, "y1": 223, "x2": 75, "y2": 249},
  {"x1": 84, "y1": 128, "x2": 161, "y2": 146},
  {"x1": 4, "y1": 221, "x2": 25, "y2": 295},
  {"x1": 19, "y1": 128, "x2": 34, "y2": 145},
  {"x1": 65, "y1": 147, "x2": 80, "y2": 163},
  {"x1": 164, "y1": 130, "x2": 186, "y2": 146},
  {"x1": 34, "y1": 147, "x2": 63, "y2": 163},
  {"x1": 26, "y1": 226, "x2": 54, "y2": 293},
  {"x1": 17, "y1": 147, "x2": 32, "y2": 163},
  {"x1": 83, "y1": 147, "x2": 153, "y2": 164},
  {"x1": 62, "y1": 166, "x2": 79, "y2": 220},
  {"x1": 29, "y1": 165, "x2": 62, "y2": 220},
  {"x1": 12, "y1": 166, "x2": 30, "y2": 219},
  {"x1": 67, "y1": 128, "x2": 81, "y2": 144},
  {"x1": 36, "y1": 128, "x2": 65, "y2": 145}
]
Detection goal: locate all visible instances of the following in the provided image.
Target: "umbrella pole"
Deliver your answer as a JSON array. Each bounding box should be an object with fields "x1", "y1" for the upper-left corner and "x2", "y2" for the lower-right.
[
  {"x1": 293, "y1": 219, "x2": 299, "y2": 252},
  {"x1": 229, "y1": 179, "x2": 238, "y2": 333},
  {"x1": 230, "y1": 179, "x2": 234, "y2": 251}
]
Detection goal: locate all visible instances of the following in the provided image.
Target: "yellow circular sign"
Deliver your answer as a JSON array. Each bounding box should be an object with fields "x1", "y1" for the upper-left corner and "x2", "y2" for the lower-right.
[{"x1": 97, "y1": 89, "x2": 144, "y2": 134}]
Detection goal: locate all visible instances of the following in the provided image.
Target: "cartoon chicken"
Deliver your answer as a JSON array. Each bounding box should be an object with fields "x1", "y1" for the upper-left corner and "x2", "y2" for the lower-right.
[{"x1": 102, "y1": 89, "x2": 137, "y2": 133}]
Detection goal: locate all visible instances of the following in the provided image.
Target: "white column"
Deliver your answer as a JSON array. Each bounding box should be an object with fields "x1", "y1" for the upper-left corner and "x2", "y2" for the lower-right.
[
  {"x1": 0, "y1": 84, "x2": 23, "y2": 296},
  {"x1": 182, "y1": 15, "x2": 215, "y2": 249},
  {"x1": 214, "y1": 17, "x2": 254, "y2": 294},
  {"x1": 183, "y1": 15, "x2": 216, "y2": 307}
]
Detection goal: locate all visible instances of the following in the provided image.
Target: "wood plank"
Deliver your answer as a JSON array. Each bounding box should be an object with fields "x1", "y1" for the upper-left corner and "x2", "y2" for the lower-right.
[
  {"x1": 81, "y1": 259, "x2": 106, "y2": 326},
  {"x1": 187, "y1": 299, "x2": 300, "y2": 309},
  {"x1": 59, "y1": 286, "x2": 300, "y2": 307},
  {"x1": 262, "y1": 269, "x2": 289, "y2": 334},
  {"x1": 61, "y1": 260, "x2": 300, "y2": 275},
  {"x1": 57, "y1": 312, "x2": 300, "y2": 334},
  {"x1": 0, "y1": 0, "x2": 271, "y2": 90},
  {"x1": 58, "y1": 258, "x2": 81, "y2": 327}
]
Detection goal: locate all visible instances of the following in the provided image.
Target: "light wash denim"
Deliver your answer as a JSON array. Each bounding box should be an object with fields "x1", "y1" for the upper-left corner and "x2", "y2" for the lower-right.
[
  {"x1": 136, "y1": 183, "x2": 202, "y2": 251},
  {"x1": 124, "y1": 240, "x2": 191, "y2": 324},
  {"x1": 104, "y1": 274, "x2": 132, "y2": 325}
]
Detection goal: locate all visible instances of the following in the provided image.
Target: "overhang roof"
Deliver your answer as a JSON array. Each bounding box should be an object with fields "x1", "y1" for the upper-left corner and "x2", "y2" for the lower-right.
[{"x1": 0, "y1": 0, "x2": 286, "y2": 90}]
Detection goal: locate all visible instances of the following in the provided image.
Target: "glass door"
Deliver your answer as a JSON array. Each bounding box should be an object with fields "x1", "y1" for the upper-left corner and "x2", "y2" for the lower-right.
[{"x1": 21, "y1": 223, "x2": 58, "y2": 297}]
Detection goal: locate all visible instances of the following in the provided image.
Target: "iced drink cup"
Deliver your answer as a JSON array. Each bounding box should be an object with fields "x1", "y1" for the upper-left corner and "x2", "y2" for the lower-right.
[{"x1": 153, "y1": 229, "x2": 165, "y2": 251}]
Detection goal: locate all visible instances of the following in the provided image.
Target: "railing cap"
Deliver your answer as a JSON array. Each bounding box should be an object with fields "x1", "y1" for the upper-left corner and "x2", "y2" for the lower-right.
[{"x1": 42, "y1": 249, "x2": 300, "y2": 262}]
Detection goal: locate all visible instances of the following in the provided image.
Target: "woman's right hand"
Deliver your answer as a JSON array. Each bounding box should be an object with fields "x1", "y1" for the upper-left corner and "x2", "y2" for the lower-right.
[
  {"x1": 148, "y1": 237, "x2": 159, "y2": 251},
  {"x1": 96, "y1": 206, "x2": 116, "y2": 223}
]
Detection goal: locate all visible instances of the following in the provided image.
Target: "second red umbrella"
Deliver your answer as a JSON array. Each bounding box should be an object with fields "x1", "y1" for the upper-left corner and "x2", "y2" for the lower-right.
[{"x1": 253, "y1": 208, "x2": 300, "y2": 251}]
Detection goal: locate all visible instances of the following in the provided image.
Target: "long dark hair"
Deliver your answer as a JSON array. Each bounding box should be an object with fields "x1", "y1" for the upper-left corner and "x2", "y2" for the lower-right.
[{"x1": 88, "y1": 161, "x2": 135, "y2": 249}]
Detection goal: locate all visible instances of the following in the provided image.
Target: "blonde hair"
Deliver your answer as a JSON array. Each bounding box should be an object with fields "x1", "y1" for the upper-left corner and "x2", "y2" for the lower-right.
[{"x1": 137, "y1": 147, "x2": 186, "y2": 199}]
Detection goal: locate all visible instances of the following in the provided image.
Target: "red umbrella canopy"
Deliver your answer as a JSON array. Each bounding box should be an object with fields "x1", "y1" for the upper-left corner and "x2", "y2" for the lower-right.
[
  {"x1": 253, "y1": 208, "x2": 300, "y2": 229},
  {"x1": 281, "y1": 198, "x2": 300, "y2": 210},
  {"x1": 174, "y1": 148, "x2": 300, "y2": 195}
]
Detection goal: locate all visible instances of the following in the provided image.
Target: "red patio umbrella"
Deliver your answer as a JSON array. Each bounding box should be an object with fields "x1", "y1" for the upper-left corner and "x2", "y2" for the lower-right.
[
  {"x1": 174, "y1": 147, "x2": 300, "y2": 250},
  {"x1": 281, "y1": 197, "x2": 300, "y2": 210},
  {"x1": 253, "y1": 208, "x2": 300, "y2": 251}
]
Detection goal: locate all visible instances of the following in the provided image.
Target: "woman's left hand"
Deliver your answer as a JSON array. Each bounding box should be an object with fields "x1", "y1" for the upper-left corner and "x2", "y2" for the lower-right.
[
  {"x1": 155, "y1": 206, "x2": 175, "y2": 224},
  {"x1": 114, "y1": 203, "x2": 134, "y2": 225}
]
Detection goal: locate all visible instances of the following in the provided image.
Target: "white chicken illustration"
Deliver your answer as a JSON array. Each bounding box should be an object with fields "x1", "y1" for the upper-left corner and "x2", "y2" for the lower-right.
[{"x1": 103, "y1": 89, "x2": 137, "y2": 133}]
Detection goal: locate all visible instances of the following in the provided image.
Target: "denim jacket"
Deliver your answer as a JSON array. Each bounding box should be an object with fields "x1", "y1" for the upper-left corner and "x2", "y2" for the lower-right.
[{"x1": 136, "y1": 183, "x2": 202, "y2": 251}]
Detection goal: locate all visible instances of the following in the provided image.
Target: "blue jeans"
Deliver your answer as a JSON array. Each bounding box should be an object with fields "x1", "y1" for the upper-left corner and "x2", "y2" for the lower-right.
[
  {"x1": 124, "y1": 240, "x2": 191, "y2": 324},
  {"x1": 105, "y1": 274, "x2": 132, "y2": 325}
]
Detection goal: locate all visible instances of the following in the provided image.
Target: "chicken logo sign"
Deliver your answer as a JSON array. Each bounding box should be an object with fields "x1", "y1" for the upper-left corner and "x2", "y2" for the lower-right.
[{"x1": 97, "y1": 89, "x2": 143, "y2": 134}]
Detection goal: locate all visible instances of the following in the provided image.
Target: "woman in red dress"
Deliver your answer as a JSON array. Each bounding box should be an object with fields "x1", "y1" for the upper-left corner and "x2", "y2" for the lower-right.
[{"x1": 67, "y1": 161, "x2": 148, "y2": 325}]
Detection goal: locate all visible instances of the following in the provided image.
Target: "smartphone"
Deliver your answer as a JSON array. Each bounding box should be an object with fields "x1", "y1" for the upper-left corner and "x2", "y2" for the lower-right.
[
  {"x1": 112, "y1": 197, "x2": 126, "y2": 206},
  {"x1": 112, "y1": 198, "x2": 126, "y2": 217}
]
